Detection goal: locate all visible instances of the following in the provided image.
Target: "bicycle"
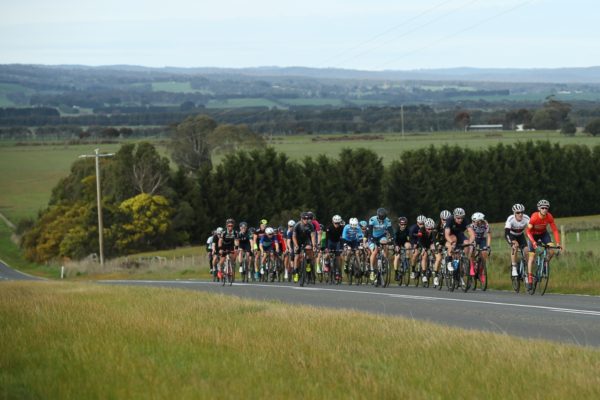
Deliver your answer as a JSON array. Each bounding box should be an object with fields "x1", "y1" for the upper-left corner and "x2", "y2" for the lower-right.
[
  {"x1": 447, "y1": 243, "x2": 473, "y2": 292},
  {"x1": 325, "y1": 249, "x2": 343, "y2": 285},
  {"x1": 374, "y1": 238, "x2": 391, "y2": 288},
  {"x1": 511, "y1": 246, "x2": 527, "y2": 293},
  {"x1": 298, "y1": 245, "x2": 316, "y2": 287},
  {"x1": 394, "y1": 246, "x2": 411, "y2": 287},
  {"x1": 238, "y1": 251, "x2": 252, "y2": 283},
  {"x1": 528, "y1": 242, "x2": 561, "y2": 295},
  {"x1": 471, "y1": 246, "x2": 489, "y2": 291},
  {"x1": 220, "y1": 251, "x2": 235, "y2": 286},
  {"x1": 434, "y1": 246, "x2": 446, "y2": 290}
]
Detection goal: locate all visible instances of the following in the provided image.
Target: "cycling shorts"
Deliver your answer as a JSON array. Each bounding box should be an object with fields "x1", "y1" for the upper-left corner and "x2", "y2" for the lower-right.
[
  {"x1": 527, "y1": 232, "x2": 551, "y2": 252},
  {"x1": 345, "y1": 240, "x2": 361, "y2": 250},
  {"x1": 508, "y1": 233, "x2": 527, "y2": 249},
  {"x1": 238, "y1": 242, "x2": 251, "y2": 252},
  {"x1": 327, "y1": 240, "x2": 342, "y2": 252},
  {"x1": 474, "y1": 238, "x2": 488, "y2": 250}
]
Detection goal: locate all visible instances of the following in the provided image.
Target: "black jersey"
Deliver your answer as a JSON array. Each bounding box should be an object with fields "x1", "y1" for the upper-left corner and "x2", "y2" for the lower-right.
[
  {"x1": 417, "y1": 227, "x2": 435, "y2": 248},
  {"x1": 293, "y1": 221, "x2": 314, "y2": 244},
  {"x1": 394, "y1": 227, "x2": 410, "y2": 246},
  {"x1": 444, "y1": 217, "x2": 468, "y2": 236},
  {"x1": 326, "y1": 224, "x2": 344, "y2": 242},
  {"x1": 408, "y1": 224, "x2": 422, "y2": 244},
  {"x1": 220, "y1": 229, "x2": 238, "y2": 248}
]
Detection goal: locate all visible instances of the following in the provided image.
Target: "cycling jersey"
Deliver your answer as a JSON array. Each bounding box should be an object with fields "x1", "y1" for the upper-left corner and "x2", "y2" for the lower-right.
[
  {"x1": 444, "y1": 217, "x2": 468, "y2": 236},
  {"x1": 206, "y1": 235, "x2": 213, "y2": 252},
  {"x1": 394, "y1": 227, "x2": 410, "y2": 246},
  {"x1": 326, "y1": 224, "x2": 344, "y2": 242},
  {"x1": 368, "y1": 216, "x2": 393, "y2": 239},
  {"x1": 470, "y1": 221, "x2": 491, "y2": 240},
  {"x1": 434, "y1": 222, "x2": 446, "y2": 246},
  {"x1": 260, "y1": 235, "x2": 276, "y2": 251},
  {"x1": 219, "y1": 229, "x2": 238, "y2": 250},
  {"x1": 253, "y1": 227, "x2": 266, "y2": 250},
  {"x1": 417, "y1": 227, "x2": 435, "y2": 249},
  {"x1": 237, "y1": 230, "x2": 252, "y2": 251},
  {"x1": 408, "y1": 224, "x2": 422, "y2": 245},
  {"x1": 276, "y1": 232, "x2": 286, "y2": 253},
  {"x1": 293, "y1": 221, "x2": 315, "y2": 246},
  {"x1": 526, "y1": 211, "x2": 560, "y2": 245},
  {"x1": 504, "y1": 214, "x2": 530, "y2": 236},
  {"x1": 211, "y1": 234, "x2": 220, "y2": 252},
  {"x1": 342, "y1": 225, "x2": 364, "y2": 245}
]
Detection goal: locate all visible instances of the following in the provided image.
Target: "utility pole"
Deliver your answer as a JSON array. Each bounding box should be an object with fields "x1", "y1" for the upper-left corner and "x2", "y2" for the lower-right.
[
  {"x1": 401, "y1": 104, "x2": 405, "y2": 139},
  {"x1": 79, "y1": 148, "x2": 114, "y2": 266}
]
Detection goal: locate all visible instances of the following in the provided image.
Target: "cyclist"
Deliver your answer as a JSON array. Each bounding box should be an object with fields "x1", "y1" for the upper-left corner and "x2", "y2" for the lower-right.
[
  {"x1": 505, "y1": 203, "x2": 530, "y2": 277},
  {"x1": 393, "y1": 216, "x2": 410, "y2": 281},
  {"x1": 359, "y1": 220, "x2": 371, "y2": 259},
  {"x1": 444, "y1": 208, "x2": 476, "y2": 270},
  {"x1": 433, "y1": 210, "x2": 451, "y2": 286},
  {"x1": 470, "y1": 212, "x2": 491, "y2": 276},
  {"x1": 526, "y1": 199, "x2": 561, "y2": 287},
  {"x1": 217, "y1": 219, "x2": 239, "y2": 279},
  {"x1": 324, "y1": 215, "x2": 344, "y2": 280},
  {"x1": 206, "y1": 230, "x2": 215, "y2": 274},
  {"x1": 416, "y1": 218, "x2": 437, "y2": 284},
  {"x1": 260, "y1": 227, "x2": 280, "y2": 277},
  {"x1": 409, "y1": 215, "x2": 427, "y2": 279},
  {"x1": 236, "y1": 222, "x2": 253, "y2": 276},
  {"x1": 292, "y1": 212, "x2": 316, "y2": 283},
  {"x1": 284, "y1": 220, "x2": 295, "y2": 280},
  {"x1": 368, "y1": 208, "x2": 394, "y2": 281},
  {"x1": 253, "y1": 219, "x2": 268, "y2": 279},
  {"x1": 211, "y1": 227, "x2": 223, "y2": 276}
]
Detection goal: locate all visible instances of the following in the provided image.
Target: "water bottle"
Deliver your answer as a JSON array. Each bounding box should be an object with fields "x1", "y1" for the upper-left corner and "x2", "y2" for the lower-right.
[{"x1": 452, "y1": 259, "x2": 459, "y2": 271}]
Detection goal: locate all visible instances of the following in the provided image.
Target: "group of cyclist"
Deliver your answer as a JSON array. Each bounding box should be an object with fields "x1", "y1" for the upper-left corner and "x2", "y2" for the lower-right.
[{"x1": 207, "y1": 198, "x2": 561, "y2": 289}]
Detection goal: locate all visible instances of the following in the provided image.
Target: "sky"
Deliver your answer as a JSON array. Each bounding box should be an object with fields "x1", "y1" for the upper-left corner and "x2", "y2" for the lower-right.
[{"x1": 1, "y1": 0, "x2": 598, "y2": 70}]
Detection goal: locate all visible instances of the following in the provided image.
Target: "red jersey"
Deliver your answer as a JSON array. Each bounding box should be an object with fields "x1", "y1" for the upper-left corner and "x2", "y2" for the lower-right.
[
  {"x1": 276, "y1": 232, "x2": 286, "y2": 252},
  {"x1": 526, "y1": 211, "x2": 560, "y2": 244}
]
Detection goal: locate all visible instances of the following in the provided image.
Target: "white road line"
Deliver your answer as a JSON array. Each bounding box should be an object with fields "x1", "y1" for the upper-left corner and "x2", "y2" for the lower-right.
[{"x1": 100, "y1": 280, "x2": 600, "y2": 317}]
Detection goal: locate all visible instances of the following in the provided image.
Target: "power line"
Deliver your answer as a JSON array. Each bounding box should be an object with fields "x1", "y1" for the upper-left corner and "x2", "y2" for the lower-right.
[
  {"x1": 317, "y1": 0, "x2": 456, "y2": 68},
  {"x1": 376, "y1": 0, "x2": 535, "y2": 69},
  {"x1": 333, "y1": 0, "x2": 481, "y2": 69}
]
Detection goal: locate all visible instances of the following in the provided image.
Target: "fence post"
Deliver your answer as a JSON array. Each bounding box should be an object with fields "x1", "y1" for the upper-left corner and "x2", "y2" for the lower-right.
[
  {"x1": 61, "y1": 266, "x2": 65, "y2": 279},
  {"x1": 576, "y1": 232, "x2": 580, "y2": 243}
]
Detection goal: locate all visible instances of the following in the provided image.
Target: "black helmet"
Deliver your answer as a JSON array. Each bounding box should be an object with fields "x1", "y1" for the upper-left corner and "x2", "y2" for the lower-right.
[
  {"x1": 301, "y1": 211, "x2": 310, "y2": 219},
  {"x1": 377, "y1": 208, "x2": 387, "y2": 220},
  {"x1": 398, "y1": 216, "x2": 408, "y2": 224}
]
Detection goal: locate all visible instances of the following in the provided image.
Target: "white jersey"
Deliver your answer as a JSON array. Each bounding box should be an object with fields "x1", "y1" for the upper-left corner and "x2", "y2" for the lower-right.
[{"x1": 504, "y1": 214, "x2": 530, "y2": 236}]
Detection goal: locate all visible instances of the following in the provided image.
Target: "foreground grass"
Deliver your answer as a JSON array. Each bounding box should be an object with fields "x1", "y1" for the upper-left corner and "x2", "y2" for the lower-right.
[{"x1": 0, "y1": 282, "x2": 599, "y2": 400}]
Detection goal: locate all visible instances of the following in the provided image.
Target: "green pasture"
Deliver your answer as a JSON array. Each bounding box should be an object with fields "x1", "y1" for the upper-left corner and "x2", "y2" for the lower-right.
[
  {"x1": 1, "y1": 282, "x2": 599, "y2": 399},
  {"x1": 151, "y1": 81, "x2": 202, "y2": 94},
  {"x1": 278, "y1": 97, "x2": 345, "y2": 106},
  {"x1": 206, "y1": 98, "x2": 282, "y2": 109}
]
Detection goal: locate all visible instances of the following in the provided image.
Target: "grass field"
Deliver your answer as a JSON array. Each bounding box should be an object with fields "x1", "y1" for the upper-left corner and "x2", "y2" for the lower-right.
[
  {"x1": 206, "y1": 98, "x2": 283, "y2": 109},
  {"x1": 150, "y1": 81, "x2": 208, "y2": 94},
  {"x1": 1, "y1": 282, "x2": 599, "y2": 400}
]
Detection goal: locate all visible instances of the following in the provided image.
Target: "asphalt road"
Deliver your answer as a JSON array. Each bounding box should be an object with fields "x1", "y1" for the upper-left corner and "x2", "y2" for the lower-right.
[
  {"x1": 99, "y1": 278, "x2": 600, "y2": 348},
  {"x1": 2, "y1": 261, "x2": 598, "y2": 347}
]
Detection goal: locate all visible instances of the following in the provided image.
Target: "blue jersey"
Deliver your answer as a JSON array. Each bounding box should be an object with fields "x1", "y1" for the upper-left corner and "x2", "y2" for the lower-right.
[
  {"x1": 260, "y1": 235, "x2": 276, "y2": 250},
  {"x1": 368, "y1": 216, "x2": 392, "y2": 239},
  {"x1": 342, "y1": 225, "x2": 364, "y2": 242}
]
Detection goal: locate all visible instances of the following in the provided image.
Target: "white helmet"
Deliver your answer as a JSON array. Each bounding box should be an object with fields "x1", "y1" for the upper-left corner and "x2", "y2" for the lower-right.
[
  {"x1": 424, "y1": 218, "x2": 436, "y2": 229},
  {"x1": 453, "y1": 208, "x2": 466, "y2": 217},
  {"x1": 512, "y1": 204, "x2": 525, "y2": 213},
  {"x1": 537, "y1": 199, "x2": 550, "y2": 208},
  {"x1": 216, "y1": 227, "x2": 224, "y2": 234},
  {"x1": 416, "y1": 215, "x2": 427, "y2": 224},
  {"x1": 288, "y1": 219, "x2": 296, "y2": 227},
  {"x1": 440, "y1": 210, "x2": 451, "y2": 220},
  {"x1": 332, "y1": 215, "x2": 342, "y2": 223},
  {"x1": 471, "y1": 212, "x2": 485, "y2": 222},
  {"x1": 349, "y1": 218, "x2": 359, "y2": 228},
  {"x1": 265, "y1": 227, "x2": 274, "y2": 235}
]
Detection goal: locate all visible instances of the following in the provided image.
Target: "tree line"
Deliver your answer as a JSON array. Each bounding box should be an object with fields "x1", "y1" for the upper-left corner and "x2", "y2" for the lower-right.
[{"x1": 20, "y1": 136, "x2": 600, "y2": 263}]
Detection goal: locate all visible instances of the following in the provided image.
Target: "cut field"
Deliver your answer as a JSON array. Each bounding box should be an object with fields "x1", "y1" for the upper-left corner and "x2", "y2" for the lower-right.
[{"x1": 1, "y1": 282, "x2": 598, "y2": 399}]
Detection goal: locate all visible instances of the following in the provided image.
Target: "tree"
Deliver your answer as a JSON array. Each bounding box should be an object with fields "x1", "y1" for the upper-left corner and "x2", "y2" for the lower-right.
[
  {"x1": 585, "y1": 118, "x2": 600, "y2": 136},
  {"x1": 454, "y1": 111, "x2": 471, "y2": 130},
  {"x1": 561, "y1": 120, "x2": 577, "y2": 135}
]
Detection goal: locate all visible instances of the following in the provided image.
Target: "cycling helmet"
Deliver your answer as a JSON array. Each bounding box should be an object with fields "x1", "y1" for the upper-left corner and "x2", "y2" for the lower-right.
[
  {"x1": 306, "y1": 211, "x2": 314, "y2": 219},
  {"x1": 359, "y1": 220, "x2": 368, "y2": 228},
  {"x1": 349, "y1": 218, "x2": 359, "y2": 228},
  {"x1": 453, "y1": 208, "x2": 466, "y2": 217},
  {"x1": 424, "y1": 218, "x2": 436, "y2": 229},
  {"x1": 288, "y1": 219, "x2": 296, "y2": 227},
  {"x1": 376, "y1": 207, "x2": 387, "y2": 220},
  {"x1": 260, "y1": 219, "x2": 268, "y2": 225},
  {"x1": 216, "y1": 227, "x2": 224, "y2": 234},
  {"x1": 471, "y1": 212, "x2": 485, "y2": 222},
  {"x1": 265, "y1": 227, "x2": 274, "y2": 235},
  {"x1": 512, "y1": 203, "x2": 525, "y2": 213},
  {"x1": 398, "y1": 216, "x2": 408, "y2": 224},
  {"x1": 226, "y1": 218, "x2": 235, "y2": 225},
  {"x1": 278, "y1": 226, "x2": 285, "y2": 233},
  {"x1": 300, "y1": 211, "x2": 309, "y2": 219},
  {"x1": 440, "y1": 210, "x2": 451, "y2": 220},
  {"x1": 239, "y1": 221, "x2": 247, "y2": 228},
  {"x1": 249, "y1": 227, "x2": 256, "y2": 234},
  {"x1": 332, "y1": 215, "x2": 342, "y2": 223},
  {"x1": 416, "y1": 215, "x2": 427, "y2": 224},
  {"x1": 537, "y1": 199, "x2": 550, "y2": 208}
]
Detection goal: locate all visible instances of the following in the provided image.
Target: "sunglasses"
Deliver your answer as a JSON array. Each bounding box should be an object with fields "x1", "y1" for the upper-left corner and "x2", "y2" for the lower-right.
[
  {"x1": 227, "y1": 224, "x2": 233, "y2": 227},
  {"x1": 515, "y1": 211, "x2": 523, "y2": 215},
  {"x1": 455, "y1": 216, "x2": 464, "y2": 220},
  {"x1": 426, "y1": 228, "x2": 433, "y2": 231},
  {"x1": 539, "y1": 207, "x2": 549, "y2": 210}
]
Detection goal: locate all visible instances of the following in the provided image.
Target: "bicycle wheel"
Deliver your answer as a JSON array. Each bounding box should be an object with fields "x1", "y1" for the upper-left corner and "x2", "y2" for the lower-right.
[
  {"x1": 436, "y1": 270, "x2": 444, "y2": 290},
  {"x1": 539, "y1": 259, "x2": 550, "y2": 295},
  {"x1": 347, "y1": 256, "x2": 354, "y2": 286},
  {"x1": 402, "y1": 259, "x2": 410, "y2": 286},
  {"x1": 511, "y1": 262, "x2": 520, "y2": 293},
  {"x1": 478, "y1": 260, "x2": 487, "y2": 291},
  {"x1": 423, "y1": 269, "x2": 430, "y2": 288},
  {"x1": 229, "y1": 260, "x2": 234, "y2": 286},
  {"x1": 300, "y1": 257, "x2": 307, "y2": 287},
  {"x1": 460, "y1": 258, "x2": 471, "y2": 293}
]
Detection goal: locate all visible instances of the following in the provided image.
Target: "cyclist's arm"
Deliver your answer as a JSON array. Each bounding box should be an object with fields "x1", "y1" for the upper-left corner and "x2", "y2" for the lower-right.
[
  {"x1": 549, "y1": 221, "x2": 561, "y2": 246},
  {"x1": 444, "y1": 227, "x2": 453, "y2": 243},
  {"x1": 526, "y1": 223, "x2": 536, "y2": 247},
  {"x1": 466, "y1": 226, "x2": 476, "y2": 243},
  {"x1": 504, "y1": 228, "x2": 513, "y2": 245}
]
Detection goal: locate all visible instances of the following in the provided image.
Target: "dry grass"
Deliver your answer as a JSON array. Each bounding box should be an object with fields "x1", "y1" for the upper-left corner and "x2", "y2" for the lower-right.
[{"x1": 1, "y1": 282, "x2": 599, "y2": 399}]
